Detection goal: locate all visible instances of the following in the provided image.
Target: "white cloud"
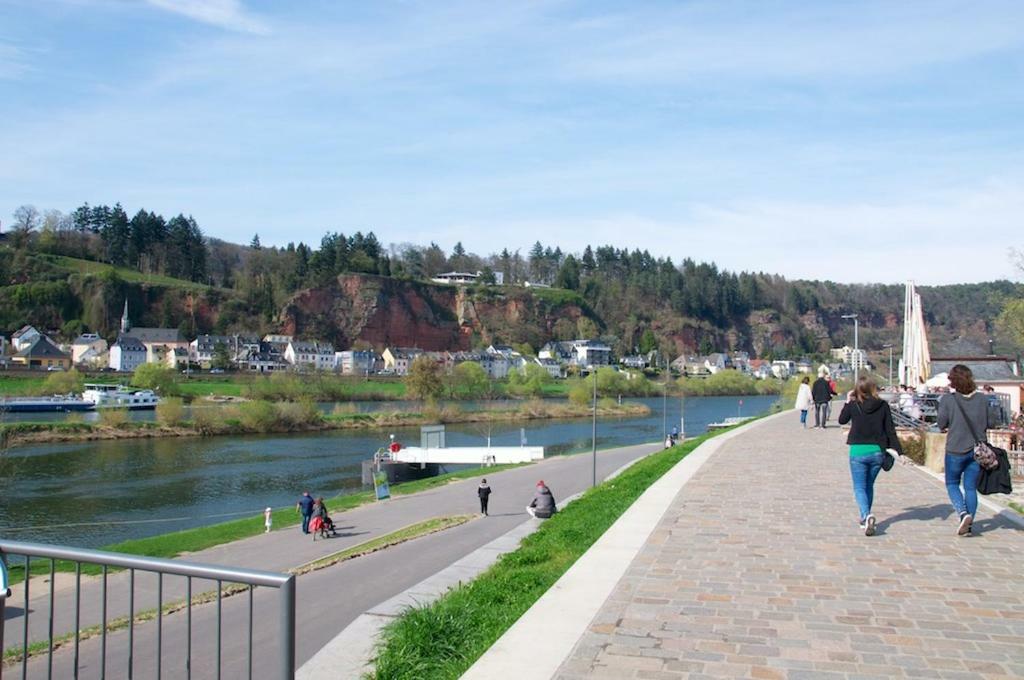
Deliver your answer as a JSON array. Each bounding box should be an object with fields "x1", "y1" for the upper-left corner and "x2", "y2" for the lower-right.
[{"x1": 144, "y1": 0, "x2": 269, "y2": 34}]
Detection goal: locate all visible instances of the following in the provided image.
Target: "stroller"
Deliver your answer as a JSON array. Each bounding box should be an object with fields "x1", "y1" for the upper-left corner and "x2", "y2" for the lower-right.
[{"x1": 311, "y1": 511, "x2": 339, "y2": 541}]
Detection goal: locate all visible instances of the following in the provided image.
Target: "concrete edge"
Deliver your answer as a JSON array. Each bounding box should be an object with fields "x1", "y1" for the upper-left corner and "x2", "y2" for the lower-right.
[
  {"x1": 907, "y1": 461, "x2": 1024, "y2": 529},
  {"x1": 295, "y1": 443, "x2": 663, "y2": 679},
  {"x1": 461, "y1": 411, "x2": 791, "y2": 680}
]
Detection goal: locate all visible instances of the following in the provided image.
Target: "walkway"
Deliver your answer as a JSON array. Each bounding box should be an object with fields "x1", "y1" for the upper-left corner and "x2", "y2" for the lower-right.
[
  {"x1": 474, "y1": 413, "x2": 1024, "y2": 679},
  {"x1": 5, "y1": 441, "x2": 660, "y2": 678}
]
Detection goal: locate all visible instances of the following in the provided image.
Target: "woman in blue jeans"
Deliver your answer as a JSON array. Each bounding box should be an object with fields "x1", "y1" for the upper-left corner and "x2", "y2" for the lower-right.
[
  {"x1": 936, "y1": 364, "x2": 998, "y2": 536},
  {"x1": 838, "y1": 377, "x2": 902, "y2": 536}
]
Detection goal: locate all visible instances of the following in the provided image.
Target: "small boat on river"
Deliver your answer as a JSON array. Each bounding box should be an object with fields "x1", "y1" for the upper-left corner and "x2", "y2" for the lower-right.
[{"x1": 706, "y1": 416, "x2": 754, "y2": 430}]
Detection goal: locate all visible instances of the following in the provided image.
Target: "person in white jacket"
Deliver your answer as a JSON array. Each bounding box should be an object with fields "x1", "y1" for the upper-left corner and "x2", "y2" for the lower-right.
[{"x1": 795, "y1": 376, "x2": 813, "y2": 428}]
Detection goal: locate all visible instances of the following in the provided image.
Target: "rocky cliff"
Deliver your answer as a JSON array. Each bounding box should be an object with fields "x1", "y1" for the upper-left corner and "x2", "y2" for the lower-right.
[{"x1": 278, "y1": 275, "x2": 595, "y2": 351}]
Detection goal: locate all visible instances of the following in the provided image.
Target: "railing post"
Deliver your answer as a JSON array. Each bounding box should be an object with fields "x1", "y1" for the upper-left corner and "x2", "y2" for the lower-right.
[{"x1": 280, "y1": 574, "x2": 296, "y2": 680}]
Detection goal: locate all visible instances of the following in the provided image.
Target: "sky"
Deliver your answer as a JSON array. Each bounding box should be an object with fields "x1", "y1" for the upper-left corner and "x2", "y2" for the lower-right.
[{"x1": 1, "y1": 0, "x2": 1022, "y2": 285}]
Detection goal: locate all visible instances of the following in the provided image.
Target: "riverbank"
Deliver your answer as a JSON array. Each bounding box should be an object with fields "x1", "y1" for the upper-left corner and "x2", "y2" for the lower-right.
[{"x1": 0, "y1": 399, "x2": 650, "y2": 449}]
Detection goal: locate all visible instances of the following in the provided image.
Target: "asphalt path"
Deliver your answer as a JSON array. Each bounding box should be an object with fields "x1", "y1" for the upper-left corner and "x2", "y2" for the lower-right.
[{"x1": 10, "y1": 441, "x2": 660, "y2": 679}]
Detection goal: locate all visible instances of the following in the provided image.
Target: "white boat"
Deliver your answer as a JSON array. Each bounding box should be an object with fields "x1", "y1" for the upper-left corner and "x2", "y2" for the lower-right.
[
  {"x1": 0, "y1": 395, "x2": 94, "y2": 413},
  {"x1": 81, "y1": 384, "x2": 160, "y2": 410},
  {"x1": 706, "y1": 416, "x2": 753, "y2": 430}
]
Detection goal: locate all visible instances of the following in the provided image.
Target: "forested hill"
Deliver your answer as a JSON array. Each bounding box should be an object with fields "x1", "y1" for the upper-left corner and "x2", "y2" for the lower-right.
[{"x1": 1, "y1": 202, "x2": 1020, "y2": 358}]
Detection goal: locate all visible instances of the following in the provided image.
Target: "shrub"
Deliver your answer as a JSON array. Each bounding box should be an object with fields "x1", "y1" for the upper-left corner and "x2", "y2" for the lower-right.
[
  {"x1": 275, "y1": 399, "x2": 323, "y2": 429},
  {"x1": 156, "y1": 397, "x2": 185, "y2": 427},
  {"x1": 98, "y1": 407, "x2": 129, "y2": 427},
  {"x1": 238, "y1": 400, "x2": 278, "y2": 433},
  {"x1": 191, "y1": 408, "x2": 222, "y2": 435},
  {"x1": 899, "y1": 430, "x2": 927, "y2": 465},
  {"x1": 40, "y1": 368, "x2": 85, "y2": 395}
]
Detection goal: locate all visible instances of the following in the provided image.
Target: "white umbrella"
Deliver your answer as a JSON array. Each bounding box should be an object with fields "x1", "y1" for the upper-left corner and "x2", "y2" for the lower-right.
[{"x1": 925, "y1": 372, "x2": 949, "y2": 388}]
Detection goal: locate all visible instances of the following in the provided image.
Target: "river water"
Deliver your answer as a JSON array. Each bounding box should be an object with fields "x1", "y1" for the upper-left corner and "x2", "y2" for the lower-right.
[{"x1": 0, "y1": 395, "x2": 776, "y2": 548}]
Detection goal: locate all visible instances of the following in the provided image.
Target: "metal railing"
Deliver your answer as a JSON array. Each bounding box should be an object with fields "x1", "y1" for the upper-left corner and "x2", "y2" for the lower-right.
[{"x1": 0, "y1": 539, "x2": 295, "y2": 680}]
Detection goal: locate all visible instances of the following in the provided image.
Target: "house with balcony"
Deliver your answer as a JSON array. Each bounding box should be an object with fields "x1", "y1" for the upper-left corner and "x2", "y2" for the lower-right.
[{"x1": 70, "y1": 333, "x2": 108, "y2": 368}]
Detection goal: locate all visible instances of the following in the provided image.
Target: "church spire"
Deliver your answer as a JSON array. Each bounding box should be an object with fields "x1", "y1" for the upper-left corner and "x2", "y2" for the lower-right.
[{"x1": 121, "y1": 298, "x2": 130, "y2": 334}]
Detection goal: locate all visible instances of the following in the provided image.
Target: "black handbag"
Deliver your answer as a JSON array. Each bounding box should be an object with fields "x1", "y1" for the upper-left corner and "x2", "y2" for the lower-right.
[{"x1": 951, "y1": 396, "x2": 1002, "y2": 472}]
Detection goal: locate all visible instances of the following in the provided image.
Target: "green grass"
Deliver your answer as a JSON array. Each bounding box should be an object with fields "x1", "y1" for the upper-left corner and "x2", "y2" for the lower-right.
[
  {"x1": 1010, "y1": 501, "x2": 1024, "y2": 516},
  {"x1": 44, "y1": 254, "x2": 215, "y2": 291},
  {"x1": 370, "y1": 429, "x2": 726, "y2": 679},
  {"x1": 2, "y1": 463, "x2": 525, "y2": 586},
  {"x1": 0, "y1": 374, "x2": 48, "y2": 396}
]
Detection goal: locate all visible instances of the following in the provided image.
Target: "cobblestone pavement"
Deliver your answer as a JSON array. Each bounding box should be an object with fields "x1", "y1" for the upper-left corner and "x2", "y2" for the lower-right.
[{"x1": 556, "y1": 416, "x2": 1024, "y2": 679}]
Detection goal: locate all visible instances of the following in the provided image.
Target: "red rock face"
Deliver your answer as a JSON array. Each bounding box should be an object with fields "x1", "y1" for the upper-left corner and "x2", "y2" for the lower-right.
[{"x1": 277, "y1": 274, "x2": 591, "y2": 351}]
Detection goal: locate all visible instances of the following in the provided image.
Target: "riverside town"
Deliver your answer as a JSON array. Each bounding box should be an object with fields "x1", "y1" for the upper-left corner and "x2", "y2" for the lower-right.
[{"x1": 2, "y1": 3, "x2": 1023, "y2": 679}]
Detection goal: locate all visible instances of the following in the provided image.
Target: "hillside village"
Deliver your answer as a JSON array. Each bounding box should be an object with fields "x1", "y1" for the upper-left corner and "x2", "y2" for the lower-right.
[{"x1": 0, "y1": 299, "x2": 869, "y2": 382}]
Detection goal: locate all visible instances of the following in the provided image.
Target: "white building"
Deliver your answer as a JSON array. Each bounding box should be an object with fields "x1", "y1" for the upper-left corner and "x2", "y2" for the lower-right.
[
  {"x1": 284, "y1": 340, "x2": 335, "y2": 371},
  {"x1": 109, "y1": 335, "x2": 147, "y2": 372},
  {"x1": 71, "y1": 333, "x2": 108, "y2": 367},
  {"x1": 382, "y1": 347, "x2": 423, "y2": 376},
  {"x1": 534, "y1": 357, "x2": 564, "y2": 378},
  {"x1": 336, "y1": 350, "x2": 377, "y2": 375},
  {"x1": 11, "y1": 325, "x2": 41, "y2": 353}
]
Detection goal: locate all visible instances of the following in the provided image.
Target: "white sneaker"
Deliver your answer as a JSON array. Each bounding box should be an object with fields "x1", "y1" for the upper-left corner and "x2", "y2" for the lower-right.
[
  {"x1": 864, "y1": 515, "x2": 876, "y2": 536},
  {"x1": 958, "y1": 513, "x2": 973, "y2": 536}
]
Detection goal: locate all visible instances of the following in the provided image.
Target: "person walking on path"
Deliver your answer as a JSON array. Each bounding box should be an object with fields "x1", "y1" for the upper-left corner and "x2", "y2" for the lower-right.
[
  {"x1": 296, "y1": 491, "x2": 315, "y2": 534},
  {"x1": 838, "y1": 376, "x2": 902, "y2": 536},
  {"x1": 937, "y1": 364, "x2": 998, "y2": 536},
  {"x1": 812, "y1": 370, "x2": 836, "y2": 428},
  {"x1": 526, "y1": 480, "x2": 557, "y2": 518},
  {"x1": 795, "y1": 376, "x2": 813, "y2": 428},
  {"x1": 264, "y1": 506, "x2": 273, "y2": 533},
  {"x1": 477, "y1": 479, "x2": 492, "y2": 516}
]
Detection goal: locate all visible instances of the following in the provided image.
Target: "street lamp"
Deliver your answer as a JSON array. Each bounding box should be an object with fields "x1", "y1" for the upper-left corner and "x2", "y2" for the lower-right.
[
  {"x1": 591, "y1": 366, "x2": 597, "y2": 487},
  {"x1": 842, "y1": 314, "x2": 859, "y2": 378},
  {"x1": 882, "y1": 343, "x2": 894, "y2": 387}
]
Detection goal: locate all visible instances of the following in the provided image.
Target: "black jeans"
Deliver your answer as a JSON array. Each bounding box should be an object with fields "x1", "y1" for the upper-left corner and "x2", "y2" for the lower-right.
[
  {"x1": 479, "y1": 498, "x2": 489, "y2": 515},
  {"x1": 814, "y1": 402, "x2": 829, "y2": 427}
]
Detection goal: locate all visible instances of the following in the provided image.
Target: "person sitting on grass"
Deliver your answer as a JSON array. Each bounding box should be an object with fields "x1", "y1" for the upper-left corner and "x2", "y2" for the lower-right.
[{"x1": 526, "y1": 480, "x2": 557, "y2": 519}]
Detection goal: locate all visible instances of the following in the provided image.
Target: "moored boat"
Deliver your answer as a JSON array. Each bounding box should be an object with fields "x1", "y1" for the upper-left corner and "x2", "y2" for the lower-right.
[
  {"x1": 706, "y1": 416, "x2": 754, "y2": 430},
  {"x1": 0, "y1": 395, "x2": 94, "y2": 413},
  {"x1": 81, "y1": 384, "x2": 160, "y2": 410}
]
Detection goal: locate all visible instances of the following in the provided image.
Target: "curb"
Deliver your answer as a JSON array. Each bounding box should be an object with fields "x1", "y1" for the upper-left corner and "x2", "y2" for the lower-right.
[
  {"x1": 295, "y1": 445, "x2": 661, "y2": 679},
  {"x1": 908, "y1": 461, "x2": 1024, "y2": 529}
]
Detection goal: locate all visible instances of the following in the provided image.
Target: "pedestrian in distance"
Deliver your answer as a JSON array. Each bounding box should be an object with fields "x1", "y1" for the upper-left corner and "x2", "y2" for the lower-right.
[
  {"x1": 526, "y1": 480, "x2": 557, "y2": 519},
  {"x1": 937, "y1": 364, "x2": 998, "y2": 537},
  {"x1": 264, "y1": 507, "x2": 273, "y2": 533},
  {"x1": 838, "y1": 376, "x2": 902, "y2": 536},
  {"x1": 795, "y1": 376, "x2": 812, "y2": 428},
  {"x1": 296, "y1": 491, "x2": 315, "y2": 534},
  {"x1": 812, "y1": 369, "x2": 837, "y2": 428},
  {"x1": 478, "y1": 478, "x2": 492, "y2": 516}
]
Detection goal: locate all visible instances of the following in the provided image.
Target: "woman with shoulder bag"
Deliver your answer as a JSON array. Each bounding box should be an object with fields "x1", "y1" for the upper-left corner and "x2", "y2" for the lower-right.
[
  {"x1": 838, "y1": 377, "x2": 902, "y2": 536},
  {"x1": 936, "y1": 364, "x2": 998, "y2": 536}
]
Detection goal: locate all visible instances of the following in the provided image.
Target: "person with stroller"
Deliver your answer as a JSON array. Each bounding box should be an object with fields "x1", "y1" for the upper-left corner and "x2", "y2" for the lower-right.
[{"x1": 310, "y1": 497, "x2": 338, "y2": 540}]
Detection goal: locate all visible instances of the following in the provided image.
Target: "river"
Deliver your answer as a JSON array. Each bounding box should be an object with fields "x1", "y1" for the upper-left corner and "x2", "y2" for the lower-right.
[{"x1": 0, "y1": 395, "x2": 776, "y2": 548}]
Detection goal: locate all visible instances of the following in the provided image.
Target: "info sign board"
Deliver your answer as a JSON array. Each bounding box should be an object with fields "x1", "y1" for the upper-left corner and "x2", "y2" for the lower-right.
[
  {"x1": 0, "y1": 551, "x2": 9, "y2": 598},
  {"x1": 373, "y1": 470, "x2": 391, "y2": 502}
]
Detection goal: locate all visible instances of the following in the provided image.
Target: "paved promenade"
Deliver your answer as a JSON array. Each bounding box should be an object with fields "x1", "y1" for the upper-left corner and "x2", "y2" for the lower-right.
[{"x1": 473, "y1": 413, "x2": 1024, "y2": 680}]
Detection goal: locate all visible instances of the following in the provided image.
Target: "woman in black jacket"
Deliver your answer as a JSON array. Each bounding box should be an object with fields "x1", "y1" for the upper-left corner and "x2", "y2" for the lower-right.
[{"x1": 838, "y1": 377, "x2": 902, "y2": 536}]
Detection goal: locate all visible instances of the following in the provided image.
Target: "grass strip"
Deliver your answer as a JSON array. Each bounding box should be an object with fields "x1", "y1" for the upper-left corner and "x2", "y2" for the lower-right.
[
  {"x1": 2, "y1": 515, "x2": 472, "y2": 666},
  {"x1": 369, "y1": 428, "x2": 727, "y2": 679},
  {"x1": 3, "y1": 464, "x2": 523, "y2": 586},
  {"x1": 292, "y1": 515, "x2": 474, "y2": 576},
  {"x1": 1009, "y1": 501, "x2": 1024, "y2": 516}
]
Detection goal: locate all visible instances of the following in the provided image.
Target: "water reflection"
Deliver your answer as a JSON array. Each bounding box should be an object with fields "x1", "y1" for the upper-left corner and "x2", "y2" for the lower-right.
[{"x1": 0, "y1": 395, "x2": 776, "y2": 547}]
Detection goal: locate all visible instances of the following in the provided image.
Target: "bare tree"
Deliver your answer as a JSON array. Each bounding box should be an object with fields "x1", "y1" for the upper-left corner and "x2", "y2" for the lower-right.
[{"x1": 12, "y1": 204, "x2": 41, "y2": 233}]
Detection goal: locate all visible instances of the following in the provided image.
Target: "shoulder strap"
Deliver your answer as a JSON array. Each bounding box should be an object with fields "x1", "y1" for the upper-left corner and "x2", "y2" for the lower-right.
[{"x1": 951, "y1": 395, "x2": 983, "y2": 443}]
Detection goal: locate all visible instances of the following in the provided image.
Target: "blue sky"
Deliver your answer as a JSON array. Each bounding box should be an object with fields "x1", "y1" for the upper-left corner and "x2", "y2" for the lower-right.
[{"x1": 1, "y1": 0, "x2": 1022, "y2": 284}]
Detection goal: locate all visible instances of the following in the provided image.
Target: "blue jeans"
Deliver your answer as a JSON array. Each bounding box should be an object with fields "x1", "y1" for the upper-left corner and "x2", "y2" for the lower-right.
[
  {"x1": 945, "y1": 452, "x2": 980, "y2": 517},
  {"x1": 301, "y1": 513, "x2": 312, "y2": 534},
  {"x1": 849, "y1": 453, "x2": 884, "y2": 521},
  {"x1": 799, "y1": 410, "x2": 808, "y2": 425}
]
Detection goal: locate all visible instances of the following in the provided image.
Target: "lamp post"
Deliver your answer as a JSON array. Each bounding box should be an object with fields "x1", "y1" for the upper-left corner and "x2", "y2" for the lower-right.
[
  {"x1": 883, "y1": 343, "x2": 894, "y2": 387},
  {"x1": 842, "y1": 314, "x2": 859, "y2": 378},
  {"x1": 591, "y1": 366, "x2": 597, "y2": 488}
]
